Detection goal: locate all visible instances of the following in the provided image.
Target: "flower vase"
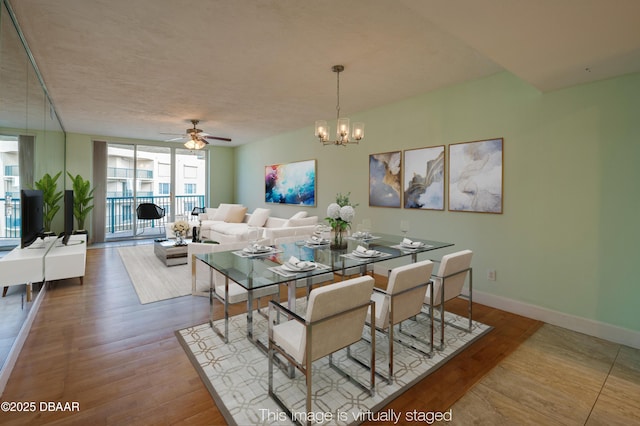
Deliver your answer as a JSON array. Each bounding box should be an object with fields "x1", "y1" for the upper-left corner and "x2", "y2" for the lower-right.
[
  {"x1": 330, "y1": 227, "x2": 348, "y2": 250},
  {"x1": 175, "y1": 232, "x2": 185, "y2": 246}
]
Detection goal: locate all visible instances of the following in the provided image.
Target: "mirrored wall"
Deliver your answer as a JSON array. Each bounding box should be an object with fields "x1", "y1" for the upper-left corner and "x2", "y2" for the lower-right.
[{"x1": 0, "y1": 0, "x2": 66, "y2": 382}]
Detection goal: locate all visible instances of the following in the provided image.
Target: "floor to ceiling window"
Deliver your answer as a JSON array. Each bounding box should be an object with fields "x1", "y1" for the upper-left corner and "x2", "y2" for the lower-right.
[
  {"x1": 105, "y1": 143, "x2": 206, "y2": 240},
  {"x1": 0, "y1": 136, "x2": 19, "y2": 249}
]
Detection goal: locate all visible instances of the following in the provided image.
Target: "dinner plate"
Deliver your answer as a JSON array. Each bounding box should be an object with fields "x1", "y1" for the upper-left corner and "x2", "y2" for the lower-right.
[
  {"x1": 281, "y1": 262, "x2": 317, "y2": 272},
  {"x1": 351, "y1": 250, "x2": 380, "y2": 258},
  {"x1": 306, "y1": 239, "x2": 329, "y2": 245},
  {"x1": 243, "y1": 246, "x2": 272, "y2": 254},
  {"x1": 400, "y1": 242, "x2": 423, "y2": 249}
]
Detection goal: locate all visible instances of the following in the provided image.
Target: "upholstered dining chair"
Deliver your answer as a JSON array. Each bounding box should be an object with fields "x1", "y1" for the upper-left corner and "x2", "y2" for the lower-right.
[
  {"x1": 423, "y1": 249, "x2": 473, "y2": 350},
  {"x1": 198, "y1": 240, "x2": 280, "y2": 343},
  {"x1": 367, "y1": 259, "x2": 434, "y2": 383},
  {"x1": 268, "y1": 276, "x2": 376, "y2": 425}
]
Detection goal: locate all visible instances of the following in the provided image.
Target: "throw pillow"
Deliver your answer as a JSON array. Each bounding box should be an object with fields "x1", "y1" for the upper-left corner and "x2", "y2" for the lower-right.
[
  {"x1": 225, "y1": 206, "x2": 248, "y2": 223},
  {"x1": 289, "y1": 211, "x2": 308, "y2": 220},
  {"x1": 247, "y1": 208, "x2": 271, "y2": 227},
  {"x1": 286, "y1": 216, "x2": 318, "y2": 227},
  {"x1": 212, "y1": 203, "x2": 241, "y2": 221}
]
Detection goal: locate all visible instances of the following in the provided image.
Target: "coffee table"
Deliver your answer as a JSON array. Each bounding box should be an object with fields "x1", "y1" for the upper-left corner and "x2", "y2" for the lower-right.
[{"x1": 154, "y1": 240, "x2": 188, "y2": 266}]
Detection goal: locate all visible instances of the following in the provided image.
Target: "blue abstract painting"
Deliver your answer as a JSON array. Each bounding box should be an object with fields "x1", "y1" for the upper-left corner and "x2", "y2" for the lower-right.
[{"x1": 265, "y1": 159, "x2": 316, "y2": 206}]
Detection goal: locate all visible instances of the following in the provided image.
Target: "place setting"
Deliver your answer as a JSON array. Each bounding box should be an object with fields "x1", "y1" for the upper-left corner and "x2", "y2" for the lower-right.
[
  {"x1": 304, "y1": 234, "x2": 331, "y2": 247},
  {"x1": 391, "y1": 237, "x2": 433, "y2": 251},
  {"x1": 269, "y1": 255, "x2": 330, "y2": 277},
  {"x1": 342, "y1": 244, "x2": 391, "y2": 261},
  {"x1": 233, "y1": 242, "x2": 281, "y2": 258}
]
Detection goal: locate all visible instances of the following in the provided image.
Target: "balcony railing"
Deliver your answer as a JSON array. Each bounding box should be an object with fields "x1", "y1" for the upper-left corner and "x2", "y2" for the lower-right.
[
  {"x1": 106, "y1": 194, "x2": 205, "y2": 237},
  {"x1": 1, "y1": 195, "x2": 205, "y2": 240},
  {"x1": 107, "y1": 167, "x2": 154, "y2": 179},
  {"x1": 1, "y1": 197, "x2": 21, "y2": 238},
  {"x1": 3, "y1": 165, "x2": 19, "y2": 176}
]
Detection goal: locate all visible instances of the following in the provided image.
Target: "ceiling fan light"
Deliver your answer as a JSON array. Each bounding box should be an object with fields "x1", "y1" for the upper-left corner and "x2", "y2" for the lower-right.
[{"x1": 184, "y1": 140, "x2": 196, "y2": 150}]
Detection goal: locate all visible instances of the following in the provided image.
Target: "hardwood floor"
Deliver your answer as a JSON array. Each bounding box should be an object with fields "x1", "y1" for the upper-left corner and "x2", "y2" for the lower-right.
[{"x1": 2, "y1": 246, "x2": 542, "y2": 425}]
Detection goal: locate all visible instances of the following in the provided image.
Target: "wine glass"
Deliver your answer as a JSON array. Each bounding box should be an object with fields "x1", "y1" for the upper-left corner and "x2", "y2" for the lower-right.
[{"x1": 400, "y1": 220, "x2": 410, "y2": 237}]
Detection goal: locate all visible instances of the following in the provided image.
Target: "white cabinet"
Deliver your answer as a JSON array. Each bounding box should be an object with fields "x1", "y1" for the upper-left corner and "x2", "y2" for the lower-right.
[
  {"x1": 1, "y1": 234, "x2": 87, "y2": 301},
  {"x1": 44, "y1": 234, "x2": 87, "y2": 284},
  {"x1": 0, "y1": 236, "x2": 56, "y2": 301}
]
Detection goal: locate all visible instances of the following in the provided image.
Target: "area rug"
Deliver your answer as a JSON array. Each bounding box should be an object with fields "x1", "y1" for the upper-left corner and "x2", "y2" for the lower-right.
[
  {"x1": 118, "y1": 244, "x2": 191, "y2": 304},
  {"x1": 177, "y1": 302, "x2": 492, "y2": 425}
]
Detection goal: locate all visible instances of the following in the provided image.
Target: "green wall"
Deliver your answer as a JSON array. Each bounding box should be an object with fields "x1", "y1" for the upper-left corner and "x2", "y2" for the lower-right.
[{"x1": 236, "y1": 71, "x2": 640, "y2": 333}]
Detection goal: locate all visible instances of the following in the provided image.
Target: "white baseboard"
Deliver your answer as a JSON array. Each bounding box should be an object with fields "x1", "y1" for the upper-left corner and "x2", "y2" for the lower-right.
[
  {"x1": 472, "y1": 290, "x2": 640, "y2": 350},
  {"x1": 0, "y1": 285, "x2": 46, "y2": 396}
]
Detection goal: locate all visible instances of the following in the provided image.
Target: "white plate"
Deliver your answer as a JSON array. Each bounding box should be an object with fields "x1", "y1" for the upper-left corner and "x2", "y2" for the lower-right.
[
  {"x1": 400, "y1": 242, "x2": 423, "y2": 249},
  {"x1": 243, "y1": 246, "x2": 272, "y2": 254},
  {"x1": 351, "y1": 250, "x2": 380, "y2": 258},
  {"x1": 281, "y1": 262, "x2": 317, "y2": 272},
  {"x1": 306, "y1": 239, "x2": 329, "y2": 245}
]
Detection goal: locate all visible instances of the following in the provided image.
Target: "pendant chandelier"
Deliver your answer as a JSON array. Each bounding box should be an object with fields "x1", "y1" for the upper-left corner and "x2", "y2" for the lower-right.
[{"x1": 315, "y1": 65, "x2": 364, "y2": 146}]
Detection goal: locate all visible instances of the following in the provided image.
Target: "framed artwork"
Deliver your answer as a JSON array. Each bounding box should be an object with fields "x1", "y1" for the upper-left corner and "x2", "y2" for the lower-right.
[
  {"x1": 369, "y1": 151, "x2": 402, "y2": 208},
  {"x1": 403, "y1": 145, "x2": 445, "y2": 210},
  {"x1": 448, "y1": 138, "x2": 503, "y2": 213},
  {"x1": 265, "y1": 159, "x2": 316, "y2": 206}
]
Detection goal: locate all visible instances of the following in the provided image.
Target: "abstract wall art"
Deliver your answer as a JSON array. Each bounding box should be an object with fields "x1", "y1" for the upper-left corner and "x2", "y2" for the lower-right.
[
  {"x1": 369, "y1": 151, "x2": 402, "y2": 208},
  {"x1": 265, "y1": 159, "x2": 316, "y2": 206},
  {"x1": 448, "y1": 138, "x2": 503, "y2": 213},
  {"x1": 403, "y1": 145, "x2": 445, "y2": 210}
]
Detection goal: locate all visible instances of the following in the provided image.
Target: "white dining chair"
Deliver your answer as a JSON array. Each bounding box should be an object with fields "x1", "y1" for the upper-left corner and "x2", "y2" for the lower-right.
[
  {"x1": 367, "y1": 259, "x2": 434, "y2": 383},
  {"x1": 268, "y1": 276, "x2": 375, "y2": 425},
  {"x1": 423, "y1": 249, "x2": 473, "y2": 350}
]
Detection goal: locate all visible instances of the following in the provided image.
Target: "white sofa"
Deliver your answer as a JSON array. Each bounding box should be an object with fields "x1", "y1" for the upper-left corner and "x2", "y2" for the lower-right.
[{"x1": 197, "y1": 204, "x2": 319, "y2": 244}]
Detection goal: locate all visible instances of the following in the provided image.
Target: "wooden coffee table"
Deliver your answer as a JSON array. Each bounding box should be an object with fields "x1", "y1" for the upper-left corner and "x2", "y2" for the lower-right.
[{"x1": 154, "y1": 240, "x2": 188, "y2": 266}]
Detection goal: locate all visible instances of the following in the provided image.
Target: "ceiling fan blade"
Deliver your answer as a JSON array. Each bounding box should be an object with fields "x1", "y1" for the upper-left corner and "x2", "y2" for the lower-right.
[
  {"x1": 203, "y1": 135, "x2": 232, "y2": 142},
  {"x1": 164, "y1": 136, "x2": 187, "y2": 142}
]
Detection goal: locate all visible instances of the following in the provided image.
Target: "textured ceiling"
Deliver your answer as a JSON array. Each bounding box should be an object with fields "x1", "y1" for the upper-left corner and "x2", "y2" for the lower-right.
[{"x1": 7, "y1": 0, "x2": 640, "y2": 146}]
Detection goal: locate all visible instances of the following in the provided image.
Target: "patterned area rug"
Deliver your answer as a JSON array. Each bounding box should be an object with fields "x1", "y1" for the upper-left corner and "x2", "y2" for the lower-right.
[
  {"x1": 118, "y1": 245, "x2": 191, "y2": 304},
  {"x1": 177, "y1": 302, "x2": 492, "y2": 425}
]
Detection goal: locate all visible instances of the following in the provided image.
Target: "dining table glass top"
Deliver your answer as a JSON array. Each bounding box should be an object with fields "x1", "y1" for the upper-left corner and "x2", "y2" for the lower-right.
[{"x1": 195, "y1": 233, "x2": 454, "y2": 291}]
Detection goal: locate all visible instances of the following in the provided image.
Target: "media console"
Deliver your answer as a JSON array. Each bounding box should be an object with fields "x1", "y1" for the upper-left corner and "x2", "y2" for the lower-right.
[{"x1": 0, "y1": 234, "x2": 87, "y2": 301}]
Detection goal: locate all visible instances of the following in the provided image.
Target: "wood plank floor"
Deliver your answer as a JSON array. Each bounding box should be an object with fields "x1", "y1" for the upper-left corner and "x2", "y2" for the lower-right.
[{"x1": 0, "y1": 245, "x2": 548, "y2": 424}]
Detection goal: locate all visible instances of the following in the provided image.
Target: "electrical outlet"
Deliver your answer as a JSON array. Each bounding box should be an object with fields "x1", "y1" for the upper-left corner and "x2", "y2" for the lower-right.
[{"x1": 487, "y1": 269, "x2": 496, "y2": 281}]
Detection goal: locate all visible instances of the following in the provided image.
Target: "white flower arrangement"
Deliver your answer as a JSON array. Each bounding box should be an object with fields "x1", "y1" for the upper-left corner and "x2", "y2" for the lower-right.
[
  {"x1": 325, "y1": 192, "x2": 357, "y2": 248},
  {"x1": 172, "y1": 220, "x2": 190, "y2": 235}
]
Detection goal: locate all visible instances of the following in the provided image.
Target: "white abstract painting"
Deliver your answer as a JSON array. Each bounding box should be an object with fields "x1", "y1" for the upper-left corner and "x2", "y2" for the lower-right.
[
  {"x1": 403, "y1": 146, "x2": 445, "y2": 210},
  {"x1": 449, "y1": 138, "x2": 503, "y2": 213}
]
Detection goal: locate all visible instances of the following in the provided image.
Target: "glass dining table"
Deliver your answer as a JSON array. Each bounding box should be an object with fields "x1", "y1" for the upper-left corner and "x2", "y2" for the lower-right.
[{"x1": 194, "y1": 232, "x2": 454, "y2": 350}]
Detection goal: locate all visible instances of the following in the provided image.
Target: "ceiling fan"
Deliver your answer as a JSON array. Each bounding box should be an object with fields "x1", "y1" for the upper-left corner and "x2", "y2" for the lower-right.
[{"x1": 164, "y1": 119, "x2": 231, "y2": 149}]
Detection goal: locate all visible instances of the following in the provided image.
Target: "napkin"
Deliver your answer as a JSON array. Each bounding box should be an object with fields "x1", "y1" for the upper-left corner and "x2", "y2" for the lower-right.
[
  {"x1": 286, "y1": 256, "x2": 315, "y2": 270},
  {"x1": 401, "y1": 238, "x2": 422, "y2": 248},
  {"x1": 245, "y1": 243, "x2": 270, "y2": 252},
  {"x1": 309, "y1": 235, "x2": 327, "y2": 244},
  {"x1": 355, "y1": 245, "x2": 378, "y2": 256}
]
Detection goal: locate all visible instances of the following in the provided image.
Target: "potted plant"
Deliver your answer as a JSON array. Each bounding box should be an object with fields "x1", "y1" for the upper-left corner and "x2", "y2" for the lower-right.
[
  {"x1": 67, "y1": 172, "x2": 95, "y2": 232},
  {"x1": 34, "y1": 171, "x2": 63, "y2": 233}
]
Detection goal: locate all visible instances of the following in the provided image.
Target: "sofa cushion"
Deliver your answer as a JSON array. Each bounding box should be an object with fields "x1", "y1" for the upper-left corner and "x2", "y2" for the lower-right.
[
  {"x1": 210, "y1": 222, "x2": 249, "y2": 236},
  {"x1": 212, "y1": 203, "x2": 242, "y2": 221},
  {"x1": 289, "y1": 211, "x2": 308, "y2": 220},
  {"x1": 225, "y1": 205, "x2": 248, "y2": 223},
  {"x1": 247, "y1": 208, "x2": 271, "y2": 227},
  {"x1": 286, "y1": 216, "x2": 318, "y2": 227}
]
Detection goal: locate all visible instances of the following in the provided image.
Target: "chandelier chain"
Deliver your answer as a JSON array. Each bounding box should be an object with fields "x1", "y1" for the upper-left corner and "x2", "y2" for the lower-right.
[{"x1": 336, "y1": 69, "x2": 341, "y2": 119}]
